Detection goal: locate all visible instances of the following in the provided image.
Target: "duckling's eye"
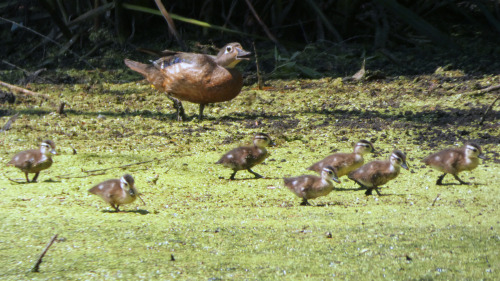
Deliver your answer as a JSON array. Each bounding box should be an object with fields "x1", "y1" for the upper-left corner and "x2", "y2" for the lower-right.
[
  {"x1": 226, "y1": 46, "x2": 232, "y2": 53},
  {"x1": 472, "y1": 148, "x2": 477, "y2": 152}
]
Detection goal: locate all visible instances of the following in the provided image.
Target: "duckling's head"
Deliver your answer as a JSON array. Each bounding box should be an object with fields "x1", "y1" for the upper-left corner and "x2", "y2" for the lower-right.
[
  {"x1": 216, "y1": 43, "x2": 252, "y2": 68},
  {"x1": 40, "y1": 140, "x2": 57, "y2": 155},
  {"x1": 322, "y1": 166, "x2": 341, "y2": 183},
  {"x1": 253, "y1": 133, "x2": 275, "y2": 148},
  {"x1": 465, "y1": 143, "x2": 486, "y2": 159},
  {"x1": 354, "y1": 140, "x2": 375, "y2": 155},
  {"x1": 390, "y1": 150, "x2": 408, "y2": 170},
  {"x1": 120, "y1": 174, "x2": 136, "y2": 195}
]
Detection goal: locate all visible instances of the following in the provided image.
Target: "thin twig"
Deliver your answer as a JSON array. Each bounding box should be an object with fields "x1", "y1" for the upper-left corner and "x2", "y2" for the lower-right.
[
  {"x1": 31, "y1": 234, "x2": 58, "y2": 273},
  {"x1": 479, "y1": 84, "x2": 500, "y2": 94},
  {"x1": 137, "y1": 194, "x2": 146, "y2": 206},
  {"x1": 244, "y1": 0, "x2": 287, "y2": 54},
  {"x1": 1, "y1": 113, "x2": 19, "y2": 132},
  {"x1": 0, "y1": 16, "x2": 96, "y2": 70},
  {"x1": 431, "y1": 193, "x2": 440, "y2": 206},
  {"x1": 83, "y1": 159, "x2": 159, "y2": 173},
  {"x1": 1, "y1": 60, "x2": 30, "y2": 75},
  {"x1": 56, "y1": 171, "x2": 106, "y2": 179},
  {"x1": 5, "y1": 176, "x2": 26, "y2": 184},
  {"x1": 479, "y1": 94, "x2": 499, "y2": 125},
  {"x1": 0, "y1": 80, "x2": 50, "y2": 100},
  {"x1": 253, "y1": 42, "x2": 263, "y2": 90}
]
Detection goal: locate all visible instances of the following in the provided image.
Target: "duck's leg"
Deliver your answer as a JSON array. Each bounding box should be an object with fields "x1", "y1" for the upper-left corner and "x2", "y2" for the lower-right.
[
  {"x1": 436, "y1": 173, "x2": 447, "y2": 185},
  {"x1": 300, "y1": 198, "x2": 310, "y2": 206},
  {"x1": 247, "y1": 168, "x2": 264, "y2": 179},
  {"x1": 229, "y1": 171, "x2": 237, "y2": 180},
  {"x1": 168, "y1": 95, "x2": 186, "y2": 121},
  {"x1": 31, "y1": 172, "x2": 40, "y2": 182},
  {"x1": 365, "y1": 188, "x2": 373, "y2": 196},
  {"x1": 111, "y1": 204, "x2": 120, "y2": 212},
  {"x1": 453, "y1": 174, "x2": 470, "y2": 185},
  {"x1": 374, "y1": 188, "x2": 382, "y2": 196},
  {"x1": 25, "y1": 172, "x2": 30, "y2": 183},
  {"x1": 199, "y1": 104, "x2": 206, "y2": 120}
]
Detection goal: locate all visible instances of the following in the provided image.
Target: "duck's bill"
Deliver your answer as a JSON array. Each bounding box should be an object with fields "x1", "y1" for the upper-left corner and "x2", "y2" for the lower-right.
[{"x1": 236, "y1": 49, "x2": 252, "y2": 60}]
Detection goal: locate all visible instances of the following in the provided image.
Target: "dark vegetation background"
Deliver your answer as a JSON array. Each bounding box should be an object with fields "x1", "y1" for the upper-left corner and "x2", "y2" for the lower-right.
[{"x1": 0, "y1": 0, "x2": 499, "y2": 79}]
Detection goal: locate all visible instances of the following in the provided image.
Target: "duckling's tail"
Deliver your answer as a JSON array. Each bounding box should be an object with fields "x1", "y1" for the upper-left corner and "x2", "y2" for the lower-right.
[{"x1": 124, "y1": 59, "x2": 150, "y2": 77}]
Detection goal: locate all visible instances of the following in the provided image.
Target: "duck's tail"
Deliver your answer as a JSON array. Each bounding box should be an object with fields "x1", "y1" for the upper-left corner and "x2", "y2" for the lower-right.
[{"x1": 124, "y1": 59, "x2": 150, "y2": 77}]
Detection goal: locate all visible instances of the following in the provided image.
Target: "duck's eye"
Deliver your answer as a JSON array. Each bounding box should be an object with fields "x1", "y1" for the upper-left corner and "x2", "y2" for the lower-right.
[{"x1": 226, "y1": 46, "x2": 232, "y2": 53}]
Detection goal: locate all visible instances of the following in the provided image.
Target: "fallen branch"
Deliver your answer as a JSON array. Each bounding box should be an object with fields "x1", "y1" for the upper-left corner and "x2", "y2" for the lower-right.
[
  {"x1": 31, "y1": 234, "x2": 58, "y2": 273},
  {"x1": 0, "y1": 80, "x2": 50, "y2": 100},
  {"x1": 479, "y1": 84, "x2": 500, "y2": 94}
]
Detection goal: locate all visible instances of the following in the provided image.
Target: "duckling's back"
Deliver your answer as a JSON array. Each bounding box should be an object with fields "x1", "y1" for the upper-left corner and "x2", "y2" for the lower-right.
[
  {"x1": 216, "y1": 146, "x2": 267, "y2": 170},
  {"x1": 9, "y1": 149, "x2": 52, "y2": 172}
]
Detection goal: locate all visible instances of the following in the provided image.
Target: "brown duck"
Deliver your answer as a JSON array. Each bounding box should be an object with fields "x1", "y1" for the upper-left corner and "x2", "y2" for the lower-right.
[
  {"x1": 422, "y1": 143, "x2": 485, "y2": 185},
  {"x1": 285, "y1": 166, "x2": 341, "y2": 206},
  {"x1": 216, "y1": 133, "x2": 275, "y2": 180},
  {"x1": 307, "y1": 140, "x2": 375, "y2": 177},
  {"x1": 124, "y1": 42, "x2": 251, "y2": 121},
  {"x1": 348, "y1": 150, "x2": 408, "y2": 196},
  {"x1": 7, "y1": 140, "x2": 56, "y2": 182},
  {"x1": 89, "y1": 174, "x2": 141, "y2": 212}
]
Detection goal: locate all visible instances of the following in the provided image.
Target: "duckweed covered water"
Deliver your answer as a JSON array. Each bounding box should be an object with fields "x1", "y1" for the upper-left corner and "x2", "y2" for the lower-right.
[{"x1": 0, "y1": 69, "x2": 499, "y2": 280}]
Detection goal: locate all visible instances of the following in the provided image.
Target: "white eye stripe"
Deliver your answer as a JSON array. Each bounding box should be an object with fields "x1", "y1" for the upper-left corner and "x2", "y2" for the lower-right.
[{"x1": 466, "y1": 145, "x2": 478, "y2": 151}]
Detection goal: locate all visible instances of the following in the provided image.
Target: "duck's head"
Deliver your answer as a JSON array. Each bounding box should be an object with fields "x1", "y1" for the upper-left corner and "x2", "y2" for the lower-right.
[{"x1": 216, "y1": 43, "x2": 252, "y2": 68}]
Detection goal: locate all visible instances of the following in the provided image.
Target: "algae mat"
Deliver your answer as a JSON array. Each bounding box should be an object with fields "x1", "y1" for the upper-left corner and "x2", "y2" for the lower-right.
[{"x1": 0, "y1": 72, "x2": 499, "y2": 280}]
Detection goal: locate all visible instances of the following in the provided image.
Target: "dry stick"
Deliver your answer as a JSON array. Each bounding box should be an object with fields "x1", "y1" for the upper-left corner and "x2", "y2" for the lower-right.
[
  {"x1": 1, "y1": 113, "x2": 19, "y2": 132},
  {"x1": 479, "y1": 84, "x2": 500, "y2": 94},
  {"x1": 4, "y1": 174, "x2": 26, "y2": 184},
  {"x1": 1, "y1": 60, "x2": 30, "y2": 75},
  {"x1": 153, "y1": 0, "x2": 187, "y2": 51},
  {"x1": 137, "y1": 194, "x2": 146, "y2": 206},
  {"x1": 57, "y1": 102, "x2": 66, "y2": 115},
  {"x1": 31, "y1": 234, "x2": 58, "y2": 273},
  {"x1": 0, "y1": 80, "x2": 50, "y2": 100},
  {"x1": 479, "y1": 94, "x2": 500, "y2": 125},
  {"x1": 253, "y1": 42, "x2": 263, "y2": 90},
  {"x1": 244, "y1": 0, "x2": 287, "y2": 54},
  {"x1": 83, "y1": 159, "x2": 159, "y2": 174},
  {"x1": 431, "y1": 193, "x2": 441, "y2": 207},
  {"x1": 0, "y1": 16, "x2": 96, "y2": 70},
  {"x1": 56, "y1": 171, "x2": 106, "y2": 179}
]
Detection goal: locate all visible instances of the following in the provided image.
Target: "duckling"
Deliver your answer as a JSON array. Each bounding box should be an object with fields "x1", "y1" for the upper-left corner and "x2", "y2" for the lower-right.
[
  {"x1": 216, "y1": 133, "x2": 275, "y2": 180},
  {"x1": 348, "y1": 150, "x2": 408, "y2": 196},
  {"x1": 88, "y1": 174, "x2": 139, "y2": 212},
  {"x1": 422, "y1": 143, "x2": 486, "y2": 185},
  {"x1": 124, "y1": 42, "x2": 251, "y2": 121},
  {"x1": 307, "y1": 140, "x2": 375, "y2": 177},
  {"x1": 284, "y1": 166, "x2": 341, "y2": 206},
  {"x1": 7, "y1": 140, "x2": 56, "y2": 182}
]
